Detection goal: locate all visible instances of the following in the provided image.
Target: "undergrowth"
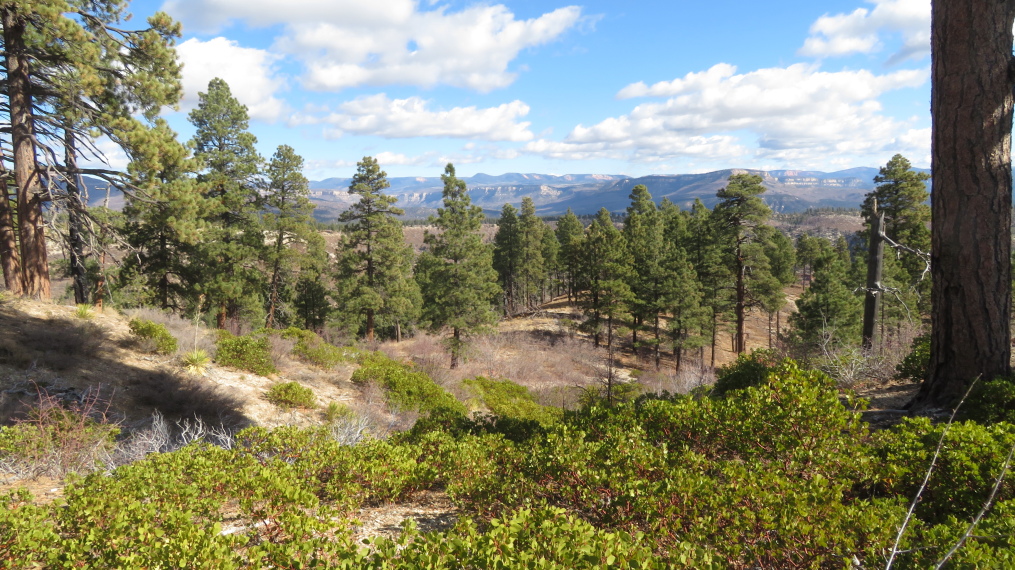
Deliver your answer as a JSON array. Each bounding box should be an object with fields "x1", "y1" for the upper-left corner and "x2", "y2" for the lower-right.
[{"x1": 2, "y1": 358, "x2": 1014, "y2": 567}]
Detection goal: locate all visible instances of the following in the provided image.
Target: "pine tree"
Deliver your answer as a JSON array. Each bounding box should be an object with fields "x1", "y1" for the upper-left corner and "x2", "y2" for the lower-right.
[
  {"x1": 263, "y1": 145, "x2": 315, "y2": 329},
  {"x1": 121, "y1": 120, "x2": 206, "y2": 312},
  {"x1": 623, "y1": 184, "x2": 666, "y2": 364},
  {"x1": 415, "y1": 164, "x2": 500, "y2": 367},
  {"x1": 517, "y1": 197, "x2": 546, "y2": 311},
  {"x1": 575, "y1": 208, "x2": 633, "y2": 402},
  {"x1": 0, "y1": 1, "x2": 182, "y2": 298},
  {"x1": 659, "y1": 199, "x2": 707, "y2": 372},
  {"x1": 334, "y1": 157, "x2": 419, "y2": 341},
  {"x1": 293, "y1": 232, "x2": 332, "y2": 332},
  {"x1": 713, "y1": 174, "x2": 774, "y2": 354},
  {"x1": 790, "y1": 251, "x2": 862, "y2": 348},
  {"x1": 188, "y1": 78, "x2": 266, "y2": 329},
  {"x1": 684, "y1": 199, "x2": 733, "y2": 367},
  {"x1": 492, "y1": 203, "x2": 521, "y2": 314},
  {"x1": 539, "y1": 220, "x2": 560, "y2": 301},
  {"x1": 555, "y1": 209, "x2": 584, "y2": 302}
]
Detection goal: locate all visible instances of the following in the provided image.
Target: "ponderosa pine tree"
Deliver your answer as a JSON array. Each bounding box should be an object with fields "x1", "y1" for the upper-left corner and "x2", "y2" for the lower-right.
[
  {"x1": 0, "y1": 0, "x2": 182, "y2": 298},
  {"x1": 790, "y1": 250, "x2": 862, "y2": 348},
  {"x1": 575, "y1": 208, "x2": 633, "y2": 401},
  {"x1": 684, "y1": 199, "x2": 733, "y2": 367},
  {"x1": 713, "y1": 174, "x2": 774, "y2": 354},
  {"x1": 555, "y1": 208, "x2": 584, "y2": 302},
  {"x1": 415, "y1": 164, "x2": 499, "y2": 367},
  {"x1": 492, "y1": 203, "x2": 521, "y2": 314},
  {"x1": 659, "y1": 198, "x2": 707, "y2": 371},
  {"x1": 121, "y1": 120, "x2": 205, "y2": 312},
  {"x1": 188, "y1": 78, "x2": 265, "y2": 329},
  {"x1": 539, "y1": 219, "x2": 560, "y2": 300},
  {"x1": 623, "y1": 184, "x2": 666, "y2": 363},
  {"x1": 517, "y1": 197, "x2": 546, "y2": 311},
  {"x1": 263, "y1": 145, "x2": 315, "y2": 329},
  {"x1": 293, "y1": 232, "x2": 332, "y2": 332},
  {"x1": 334, "y1": 156, "x2": 419, "y2": 342}
]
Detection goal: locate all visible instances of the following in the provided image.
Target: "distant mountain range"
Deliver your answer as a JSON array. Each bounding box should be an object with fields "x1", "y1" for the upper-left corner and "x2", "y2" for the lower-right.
[
  {"x1": 78, "y1": 167, "x2": 915, "y2": 222},
  {"x1": 307, "y1": 167, "x2": 899, "y2": 221}
]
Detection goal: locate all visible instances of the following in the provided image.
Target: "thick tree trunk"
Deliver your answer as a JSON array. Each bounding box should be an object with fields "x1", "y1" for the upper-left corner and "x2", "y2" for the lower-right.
[
  {"x1": 915, "y1": 0, "x2": 1015, "y2": 408},
  {"x1": 3, "y1": 9, "x2": 50, "y2": 299}
]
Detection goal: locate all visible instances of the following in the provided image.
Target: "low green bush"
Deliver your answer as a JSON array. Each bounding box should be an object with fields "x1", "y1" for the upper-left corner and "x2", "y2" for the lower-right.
[
  {"x1": 129, "y1": 318, "x2": 178, "y2": 355},
  {"x1": 463, "y1": 376, "x2": 562, "y2": 426},
  {"x1": 962, "y1": 376, "x2": 1015, "y2": 424},
  {"x1": 215, "y1": 332, "x2": 276, "y2": 376},
  {"x1": 351, "y1": 355, "x2": 466, "y2": 415},
  {"x1": 266, "y1": 382, "x2": 316, "y2": 410},
  {"x1": 711, "y1": 348, "x2": 779, "y2": 397},
  {"x1": 278, "y1": 327, "x2": 348, "y2": 368}
]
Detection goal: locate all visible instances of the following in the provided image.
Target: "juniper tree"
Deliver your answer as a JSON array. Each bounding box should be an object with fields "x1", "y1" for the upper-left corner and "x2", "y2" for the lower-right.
[
  {"x1": 188, "y1": 78, "x2": 266, "y2": 328},
  {"x1": 333, "y1": 157, "x2": 419, "y2": 341},
  {"x1": 263, "y1": 145, "x2": 315, "y2": 329},
  {"x1": 415, "y1": 164, "x2": 500, "y2": 367}
]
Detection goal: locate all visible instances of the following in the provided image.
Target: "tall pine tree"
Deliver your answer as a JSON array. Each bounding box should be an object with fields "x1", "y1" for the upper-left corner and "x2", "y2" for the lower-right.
[
  {"x1": 555, "y1": 209, "x2": 584, "y2": 302},
  {"x1": 517, "y1": 197, "x2": 546, "y2": 311},
  {"x1": 492, "y1": 203, "x2": 521, "y2": 314},
  {"x1": 188, "y1": 78, "x2": 265, "y2": 329},
  {"x1": 415, "y1": 164, "x2": 499, "y2": 367},
  {"x1": 334, "y1": 157, "x2": 419, "y2": 341},
  {"x1": 263, "y1": 145, "x2": 315, "y2": 329}
]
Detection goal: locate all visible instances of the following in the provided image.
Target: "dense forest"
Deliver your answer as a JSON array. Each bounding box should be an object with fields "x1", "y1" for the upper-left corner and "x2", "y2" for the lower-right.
[{"x1": 3, "y1": 0, "x2": 1015, "y2": 567}]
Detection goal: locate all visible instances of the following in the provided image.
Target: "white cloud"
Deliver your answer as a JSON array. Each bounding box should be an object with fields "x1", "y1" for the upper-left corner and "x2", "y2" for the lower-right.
[
  {"x1": 164, "y1": 0, "x2": 582, "y2": 92},
  {"x1": 176, "y1": 37, "x2": 286, "y2": 121},
  {"x1": 529, "y1": 63, "x2": 929, "y2": 167},
  {"x1": 799, "y1": 0, "x2": 930, "y2": 62},
  {"x1": 299, "y1": 94, "x2": 533, "y2": 141}
]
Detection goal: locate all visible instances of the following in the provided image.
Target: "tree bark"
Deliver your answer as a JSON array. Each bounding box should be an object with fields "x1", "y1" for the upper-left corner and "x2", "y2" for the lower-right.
[
  {"x1": 3, "y1": 8, "x2": 50, "y2": 299},
  {"x1": 915, "y1": 0, "x2": 1015, "y2": 408},
  {"x1": 862, "y1": 211, "x2": 884, "y2": 352},
  {"x1": 66, "y1": 129, "x2": 90, "y2": 305},
  {"x1": 0, "y1": 166, "x2": 22, "y2": 295}
]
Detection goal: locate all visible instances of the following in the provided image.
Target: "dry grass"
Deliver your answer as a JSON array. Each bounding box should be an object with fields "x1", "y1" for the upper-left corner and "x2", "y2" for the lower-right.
[{"x1": 127, "y1": 307, "x2": 216, "y2": 357}]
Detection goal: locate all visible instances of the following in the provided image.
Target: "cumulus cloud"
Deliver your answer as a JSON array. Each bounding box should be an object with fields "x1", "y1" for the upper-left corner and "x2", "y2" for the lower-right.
[
  {"x1": 799, "y1": 0, "x2": 930, "y2": 62},
  {"x1": 165, "y1": 0, "x2": 582, "y2": 92},
  {"x1": 528, "y1": 63, "x2": 929, "y2": 167},
  {"x1": 298, "y1": 94, "x2": 533, "y2": 141},
  {"x1": 176, "y1": 37, "x2": 286, "y2": 121}
]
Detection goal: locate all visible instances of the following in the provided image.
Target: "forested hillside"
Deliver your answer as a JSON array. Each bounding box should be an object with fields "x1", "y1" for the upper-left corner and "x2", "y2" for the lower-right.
[{"x1": 3, "y1": 0, "x2": 1015, "y2": 567}]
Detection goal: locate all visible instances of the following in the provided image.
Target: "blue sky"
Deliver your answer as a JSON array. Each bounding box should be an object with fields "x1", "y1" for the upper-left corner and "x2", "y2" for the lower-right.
[{"x1": 122, "y1": 0, "x2": 932, "y2": 180}]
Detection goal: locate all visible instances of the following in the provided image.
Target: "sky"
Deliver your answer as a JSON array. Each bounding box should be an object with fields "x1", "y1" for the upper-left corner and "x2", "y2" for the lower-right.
[{"x1": 121, "y1": 0, "x2": 933, "y2": 180}]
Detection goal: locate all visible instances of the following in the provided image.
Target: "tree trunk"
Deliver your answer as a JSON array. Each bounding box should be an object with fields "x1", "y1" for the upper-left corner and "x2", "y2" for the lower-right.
[
  {"x1": 65, "y1": 129, "x2": 90, "y2": 305},
  {"x1": 915, "y1": 0, "x2": 1015, "y2": 408},
  {"x1": 266, "y1": 229, "x2": 286, "y2": 329},
  {"x1": 0, "y1": 168, "x2": 22, "y2": 295},
  {"x1": 862, "y1": 210, "x2": 884, "y2": 352},
  {"x1": 3, "y1": 9, "x2": 50, "y2": 299},
  {"x1": 734, "y1": 246, "x2": 746, "y2": 354},
  {"x1": 450, "y1": 326, "x2": 460, "y2": 369}
]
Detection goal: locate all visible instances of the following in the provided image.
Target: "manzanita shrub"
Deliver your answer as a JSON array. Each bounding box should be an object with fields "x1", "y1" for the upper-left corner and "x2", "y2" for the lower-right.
[{"x1": 3, "y1": 357, "x2": 1015, "y2": 567}]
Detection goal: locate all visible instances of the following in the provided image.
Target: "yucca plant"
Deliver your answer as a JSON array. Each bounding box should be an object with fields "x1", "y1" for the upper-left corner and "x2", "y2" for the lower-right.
[{"x1": 182, "y1": 349, "x2": 211, "y2": 376}]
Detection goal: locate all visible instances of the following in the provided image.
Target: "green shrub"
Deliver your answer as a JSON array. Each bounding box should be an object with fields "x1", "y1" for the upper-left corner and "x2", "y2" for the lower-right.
[
  {"x1": 0, "y1": 401, "x2": 120, "y2": 477},
  {"x1": 323, "y1": 401, "x2": 352, "y2": 424},
  {"x1": 128, "y1": 318, "x2": 178, "y2": 355},
  {"x1": 279, "y1": 327, "x2": 348, "y2": 368},
  {"x1": 463, "y1": 376, "x2": 562, "y2": 426},
  {"x1": 215, "y1": 332, "x2": 277, "y2": 376},
  {"x1": 895, "y1": 333, "x2": 930, "y2": 382},
  {"x1": 352, "y1": 355, "x2": 466, "y2": 415},
  {"x1": 266, "y1": 382, "x2": 316, "y2": 410},
  {"x1": 711, "y1": 348, "x2": 779, "y2": 397},
  {"x1": 963, "y1": 376, "x2": 1015, "y2": 423}
]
